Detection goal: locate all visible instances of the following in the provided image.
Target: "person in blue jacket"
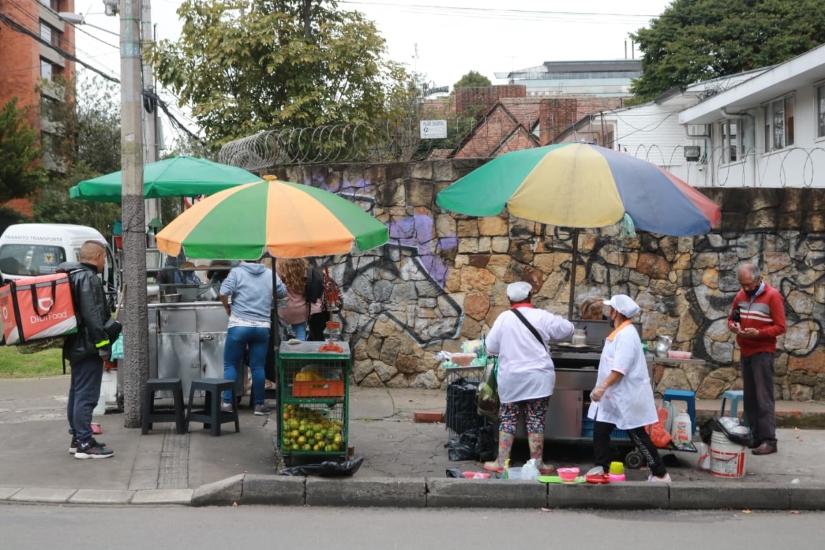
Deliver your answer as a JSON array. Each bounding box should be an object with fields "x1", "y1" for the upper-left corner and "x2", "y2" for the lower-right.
[{"x1": 219, "y1": 260, "x2": 286, "y2": 415}]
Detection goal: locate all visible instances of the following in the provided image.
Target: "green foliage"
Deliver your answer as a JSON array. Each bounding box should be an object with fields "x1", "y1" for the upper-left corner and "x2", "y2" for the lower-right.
[
  {"x1": 453, "y1": 70, "x2": 492, "y2": 89},
  {"x1": 149, "y1": 0, "x2": 413, "y2": 145},
  {"x1": 630, "y1": 0, "x2": 825, "y2": 101},
  {"x1": 33, "y1": 74, "x2": 121, "y2": 237},
  {"x1": 34, "y1": 162, "x2": 121, "y2": 238},
  {"x1": 0, "y1": 98, "x2": 48, "y2": 203}
]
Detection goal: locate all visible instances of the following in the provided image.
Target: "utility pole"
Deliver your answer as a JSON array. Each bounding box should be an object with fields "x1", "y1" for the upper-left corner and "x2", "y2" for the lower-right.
[
  {"x1": 141, "y1": 0, "x2": 159, "y2": 226},
  {"x1": 120, "y1": 0, "x2": 149, "y2": 429}
]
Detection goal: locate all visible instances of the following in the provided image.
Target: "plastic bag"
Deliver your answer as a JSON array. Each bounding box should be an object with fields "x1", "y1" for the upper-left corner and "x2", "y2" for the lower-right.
[
  {"x1": 446, "y1": 425, "x2": 496, "y2": 462},
  {"x1": 476, "y1": 359, "x2": 499, "y2": 420},
  {"x1": 446, "y1": 468, "x2": 464, "y2": 478},
  {"x1": 521, "y1": 459, "x2": 540, "y2": 480},
  {"x1": 646, "y1": 407, "x2": 673, "y2": 449},
  {"x1": 699, "y1": 417, "x2": 753, "y2": 448},
  {"x1": 279, "y1": 456, "x2": 364, "y2": 477}
]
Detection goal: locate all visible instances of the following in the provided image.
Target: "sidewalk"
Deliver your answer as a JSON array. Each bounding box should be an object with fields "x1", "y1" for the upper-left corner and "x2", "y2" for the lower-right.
[{"x1": 1, "y1": 376, "x2": 824, "y2": 509}]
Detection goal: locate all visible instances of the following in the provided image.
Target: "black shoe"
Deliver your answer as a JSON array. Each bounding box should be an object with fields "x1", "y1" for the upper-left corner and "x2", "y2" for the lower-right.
[
  {"x1": 74, "y1": 441, "x2": 114, "y2": 459},
  {"x1": 752, "y1": 441, "x2": 778, "y2": 456},
  {"x1": 69, "y1": 437, "x2": 106, "y2": 454}
]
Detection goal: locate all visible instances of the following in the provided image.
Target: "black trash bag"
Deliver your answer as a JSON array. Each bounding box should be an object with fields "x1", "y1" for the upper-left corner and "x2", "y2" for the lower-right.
[
  {"x1": 279, "y1": 456, "x2": 364, "y2": 477},
  {"x1": 447, "y1": 425, "x2": 496, "y2": 462},
  {"x1": 446, "y1": 468, "x2": 464, "y2": 478},
  {"x1": 699, "y1": 417, "x2": 753, "y2": 448},
  {"x1": 446, "y1": 377, "x2": 482, "y2": 434}
]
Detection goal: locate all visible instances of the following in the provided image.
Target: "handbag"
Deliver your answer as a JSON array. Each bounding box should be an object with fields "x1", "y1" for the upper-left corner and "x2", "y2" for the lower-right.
[
  {"x1": 510, "y1": 308, "x2": 545, "y2": 347},
  {"x1": 476, "y1": 358, "x2": 499, "y2": 420}
]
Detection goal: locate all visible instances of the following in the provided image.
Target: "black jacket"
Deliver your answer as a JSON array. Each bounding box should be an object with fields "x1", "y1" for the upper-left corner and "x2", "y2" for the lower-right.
[{"x1": 57, "y1": 262, "x2": 112, "y2": 364}]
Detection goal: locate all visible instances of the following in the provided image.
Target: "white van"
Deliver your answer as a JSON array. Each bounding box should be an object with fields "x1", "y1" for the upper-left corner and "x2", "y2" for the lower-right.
[{"x1": 0, "y1": 224, "x2": 120, "y2": 300}]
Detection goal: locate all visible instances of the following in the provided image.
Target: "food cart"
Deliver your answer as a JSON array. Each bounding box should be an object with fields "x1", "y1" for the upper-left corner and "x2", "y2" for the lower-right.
[
  {"x1": 445, "y1": 319, "x2": 652, "y2": 468},
  {"x1": 276, "y1": 340, "x2": 351, "y2": 465}
]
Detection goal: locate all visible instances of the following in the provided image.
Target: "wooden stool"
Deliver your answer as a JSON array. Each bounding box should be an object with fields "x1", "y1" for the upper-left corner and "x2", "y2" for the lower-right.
[
  {"x1": 142, "y1": 378, "x2": 186, "y2": 435},
  {"x1": 186, "y1": 378, "x2": 240, "y2": 437}
]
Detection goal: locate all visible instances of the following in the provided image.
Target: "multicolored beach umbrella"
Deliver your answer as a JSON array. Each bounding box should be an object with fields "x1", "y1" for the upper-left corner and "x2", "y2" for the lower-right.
[
  {"x1": 436, "y1": 143, "x2": 721, "y2": 236},
  {"x1": 69, "y1": 156, "x2": 263, "y2": 203},
  {"x1": 156, "y1": 178, "x2": 389, "y2": 260}
]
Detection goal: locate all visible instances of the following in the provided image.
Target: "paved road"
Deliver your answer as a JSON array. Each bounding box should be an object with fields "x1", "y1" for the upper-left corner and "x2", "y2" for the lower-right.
[{"x1": 1, "y1": 505, "x2": 823, "y2": 549}]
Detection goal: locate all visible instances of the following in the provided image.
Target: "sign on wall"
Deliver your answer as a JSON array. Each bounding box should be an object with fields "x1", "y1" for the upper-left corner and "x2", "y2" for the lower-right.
[{"x1": 420, "y1": 120, "x2": 447, "y2": 139}]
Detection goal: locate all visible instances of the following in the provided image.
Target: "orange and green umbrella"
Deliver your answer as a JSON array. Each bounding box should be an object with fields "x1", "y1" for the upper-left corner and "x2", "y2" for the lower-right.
[{"x1": 156, "y1": 178, "x2": 388, "y2": 260}]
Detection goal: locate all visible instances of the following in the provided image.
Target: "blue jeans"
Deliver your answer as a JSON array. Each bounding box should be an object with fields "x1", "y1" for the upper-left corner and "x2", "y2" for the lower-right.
[
  {"x1": 290, "y1": 322, "x2": 306, "y2": 341},
  {"x1": 67, "y1": 355, "x2": 103, "y2": 444},
  {"x1": 223, "y1": 325, "x2": 270, "y2": 406}
]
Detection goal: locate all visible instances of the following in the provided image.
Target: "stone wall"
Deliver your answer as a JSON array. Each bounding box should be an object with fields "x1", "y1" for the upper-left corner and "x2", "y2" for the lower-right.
[{"x1": 273, "y1": 162, "x2": 825, "y2": 402}]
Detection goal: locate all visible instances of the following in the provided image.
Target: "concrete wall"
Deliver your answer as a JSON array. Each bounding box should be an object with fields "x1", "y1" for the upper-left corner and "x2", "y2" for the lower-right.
[{"x1": 272, "y1": 161, "x2": 825, "y2": 401}]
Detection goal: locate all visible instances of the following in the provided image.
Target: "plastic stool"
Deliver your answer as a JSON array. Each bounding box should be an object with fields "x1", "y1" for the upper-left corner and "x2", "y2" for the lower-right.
[
  {"x1": 186, "y1": 378, "x2": 240, "y2": 437},
  {"x1": 142, "y1": 378, "x2": 186, "y2": 435},
  {"x1": 720, "y1": 389, "x2": 748, "y2": 426},
  {"x1": 662, "y1": 389, "x2": 696, "y2": 436}
]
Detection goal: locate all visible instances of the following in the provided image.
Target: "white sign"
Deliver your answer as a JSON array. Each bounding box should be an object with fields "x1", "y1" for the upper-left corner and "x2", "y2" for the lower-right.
[{"x1": 420, "y1": 120, "x2": 447, "y2": 139}]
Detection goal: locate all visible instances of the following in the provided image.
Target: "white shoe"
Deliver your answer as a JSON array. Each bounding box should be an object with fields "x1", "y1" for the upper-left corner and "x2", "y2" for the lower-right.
[
  {"x1": 220, "y1": 402, "x2": 234, "y2": 413},
  {"x1": 648, "y1": 473, "x2": 672, "y2": 483}
]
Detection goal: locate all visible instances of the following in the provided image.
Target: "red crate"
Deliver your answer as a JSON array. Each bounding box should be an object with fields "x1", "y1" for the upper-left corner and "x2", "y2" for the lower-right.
[{"x1": 293, "y1": 379, "x2": 345, "y2": 397}]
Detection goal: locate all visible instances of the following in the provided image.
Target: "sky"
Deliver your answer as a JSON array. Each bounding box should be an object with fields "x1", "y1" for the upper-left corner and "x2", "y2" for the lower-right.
[{"x1": 68, "y1": 0, "x2": 675, "y2": 137}]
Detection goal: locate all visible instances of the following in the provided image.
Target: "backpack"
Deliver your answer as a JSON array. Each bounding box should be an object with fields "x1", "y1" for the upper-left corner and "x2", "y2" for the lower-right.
[{"x1": 306, "y1": 265, "x2": 342, "y2": 312}]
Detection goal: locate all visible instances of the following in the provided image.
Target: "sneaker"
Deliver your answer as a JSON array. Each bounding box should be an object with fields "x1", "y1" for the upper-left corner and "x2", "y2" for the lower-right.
[
  {"x1": 648, "y1": 473, "x2": 672, "y2": 483},
  {"x1": 69, "y1": 437, "x2": 106, "y2": 454},
  {"x1": 74, "y1": 441, "x2": 114, "y2": 459},
  {"x1": 220, "y1": 402, "x2": 234, "y2": 413},
  {"x1": 254, "y1": 404, "x2": 271, "y2": 416}
]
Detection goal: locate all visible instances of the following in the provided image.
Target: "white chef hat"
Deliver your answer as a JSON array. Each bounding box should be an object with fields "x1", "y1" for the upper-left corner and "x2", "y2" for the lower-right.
[
  {"x1": 603, "y1": 294, "x2": 640, "y2": 318},
  {"x1": 506, "y1": 281, "x2": 533, "y2": 302}
]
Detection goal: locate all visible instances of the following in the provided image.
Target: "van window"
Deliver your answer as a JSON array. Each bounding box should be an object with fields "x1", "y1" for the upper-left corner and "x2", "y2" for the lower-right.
[{"x1": 0, "y1": 244, "x2": 67, "y2": 276}]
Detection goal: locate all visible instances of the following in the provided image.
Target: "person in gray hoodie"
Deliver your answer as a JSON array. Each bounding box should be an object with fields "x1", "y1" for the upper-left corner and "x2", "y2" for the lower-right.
[{"x1": 219, "y1": 260, "x2": 287, "y2": 415}]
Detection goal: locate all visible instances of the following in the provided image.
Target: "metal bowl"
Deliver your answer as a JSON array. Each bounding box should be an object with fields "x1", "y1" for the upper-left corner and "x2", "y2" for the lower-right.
[{"x1": 162, "y1": 293, "x2": 182, "y2": 303}]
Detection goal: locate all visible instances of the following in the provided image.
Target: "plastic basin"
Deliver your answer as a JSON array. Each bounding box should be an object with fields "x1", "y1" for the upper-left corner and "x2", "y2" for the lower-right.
[{"x1": 557, "y1": 467, "x2": 580, "y2": 482}]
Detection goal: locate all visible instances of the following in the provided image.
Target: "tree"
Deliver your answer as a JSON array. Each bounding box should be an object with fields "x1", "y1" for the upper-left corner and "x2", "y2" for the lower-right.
[
  {"x1": 453, "y1": 71, "x2": 492, "y2": 89},
  {"x1": 630, "y1": 0, "x2": 825, "y2": 101},
  {"x1": 34, "y1": 73, "x2": 121, "y2": 237},
  {"x1": 149, "y1": 0, "x2": 412, "y2": 144},
  {"x1": 0, "y1": 98, "x2": 48, "y2": 203}
]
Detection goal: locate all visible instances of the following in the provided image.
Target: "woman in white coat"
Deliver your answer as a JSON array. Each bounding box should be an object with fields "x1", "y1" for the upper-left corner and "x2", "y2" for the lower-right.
[{"x1": 588, "y1": 294, "x2": 671, "y2": 483}]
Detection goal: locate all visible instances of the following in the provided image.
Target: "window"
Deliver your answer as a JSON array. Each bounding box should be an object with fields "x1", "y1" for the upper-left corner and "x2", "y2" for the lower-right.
[
  {"x1": 817, "y1": 85, "x2": 825, "y2": 139},
  {"x1": 40, "y1": 59, "x2": 53, "y2": 80},
  {"x1": 719, "y1": 116, "x2": 754, "y2": 163},
  {"x1": 0, "y1": 244, "x2": 66, "y2": 277},
  {"x1": 763, "y1": 95, "x2": 795, "y2": 151},
  {"x1": 40, "y1": 21, "x2": 59, "y2": 46},
  {"x1": 39, "y1": 0, "x2": 59, "y2": 10}
]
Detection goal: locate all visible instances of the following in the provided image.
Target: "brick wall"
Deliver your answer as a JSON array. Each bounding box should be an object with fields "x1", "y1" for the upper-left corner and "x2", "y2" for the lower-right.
[
  {"x1": 455, "y1": 85, "x2": 526, "y2": 117},
  {"x1": 539, "y1": 98, "x2": 578, "y2": 146}
]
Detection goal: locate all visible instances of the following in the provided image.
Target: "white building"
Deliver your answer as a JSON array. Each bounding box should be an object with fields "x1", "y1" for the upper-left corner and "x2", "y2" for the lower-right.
[
  {"x1": 553, "y1": 71, "x2": 765, "y2": 184},
  {"x1": 495, "y1": 60, "x2": 641, "y2": 97},
  {"x1": 679, "y1": 44, "x2": 825, "y2": 188}
]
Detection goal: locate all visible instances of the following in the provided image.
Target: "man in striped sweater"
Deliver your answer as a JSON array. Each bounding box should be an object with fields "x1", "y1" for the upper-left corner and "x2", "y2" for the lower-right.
[{"x1": 727, "y1": 263, "x2": 786, "y2": 456}]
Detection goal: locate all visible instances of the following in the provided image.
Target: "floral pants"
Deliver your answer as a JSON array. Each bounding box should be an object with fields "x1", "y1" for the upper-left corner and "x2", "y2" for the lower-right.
[{"x1": 498, "y1": 396, "x2": 550, "y2": 434}]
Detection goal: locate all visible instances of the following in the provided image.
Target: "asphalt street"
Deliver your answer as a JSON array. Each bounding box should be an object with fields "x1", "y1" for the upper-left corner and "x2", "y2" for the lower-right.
[{"x1": 1, "y1": 505, "x2": 823, "y2": 549}]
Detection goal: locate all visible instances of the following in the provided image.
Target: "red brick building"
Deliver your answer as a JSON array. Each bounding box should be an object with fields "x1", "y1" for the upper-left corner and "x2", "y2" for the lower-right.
[{"x1": 0, "y1": 0, "x2": 76, "y2": 172}]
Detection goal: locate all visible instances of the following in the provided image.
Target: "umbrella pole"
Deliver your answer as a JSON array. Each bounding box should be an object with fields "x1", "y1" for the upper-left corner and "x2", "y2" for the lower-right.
[
  {"x1": 567, "y1": 228, "x2": 580, "y2": 320},
  {"x1": 265, "y1": 256, "x2": 280, "y2": 386}
]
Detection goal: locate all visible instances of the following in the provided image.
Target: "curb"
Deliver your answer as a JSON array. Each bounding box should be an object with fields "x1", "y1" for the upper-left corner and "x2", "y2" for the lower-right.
[{"x1": 4, "y1": 478, "x2": 825, "y2": 510}]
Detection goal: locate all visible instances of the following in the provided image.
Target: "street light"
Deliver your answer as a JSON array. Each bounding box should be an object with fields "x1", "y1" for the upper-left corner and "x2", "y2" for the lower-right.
[{"x1": 58, "y1": 12, "x2": 120, "y2": 37}]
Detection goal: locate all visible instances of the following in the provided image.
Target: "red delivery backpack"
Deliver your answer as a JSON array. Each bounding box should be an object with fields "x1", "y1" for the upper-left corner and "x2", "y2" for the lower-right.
[{"x1": 0, "y1": 273, "x2": 78, "y2": 345}]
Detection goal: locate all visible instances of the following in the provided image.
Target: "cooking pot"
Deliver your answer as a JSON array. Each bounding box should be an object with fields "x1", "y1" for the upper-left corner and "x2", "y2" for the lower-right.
[
  {"x1": 162, "y1": 293, "x2": 182, "y2": 303},
  {"x1": 654, "y1": 335, "x2": 672, "y2": 358}
]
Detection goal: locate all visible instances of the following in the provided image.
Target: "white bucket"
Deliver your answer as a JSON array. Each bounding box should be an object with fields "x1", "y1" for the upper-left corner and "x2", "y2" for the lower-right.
[
  {"x1": 94, "y1": 370, "x2": 118, "y2": 416},
  {"x1": 710, "y1": 431, "x2": 746, "y2": 478}
]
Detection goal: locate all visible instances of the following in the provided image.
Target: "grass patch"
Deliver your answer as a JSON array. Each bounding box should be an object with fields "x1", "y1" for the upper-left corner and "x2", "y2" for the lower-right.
[{"x1": 0, "y1": 345, "x2": 64, "y2": 378}]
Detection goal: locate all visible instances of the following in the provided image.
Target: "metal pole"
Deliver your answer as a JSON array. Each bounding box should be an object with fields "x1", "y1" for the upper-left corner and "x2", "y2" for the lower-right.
[
  {"x1": 120, "y1": 0, "x2": 149, "y2": 428},
  {"x1": 567, "y1": 228, "x2": 579, "y2": 320},
  {"x1": 140, "y1": 0, "x2": 160, "y2": 224}
]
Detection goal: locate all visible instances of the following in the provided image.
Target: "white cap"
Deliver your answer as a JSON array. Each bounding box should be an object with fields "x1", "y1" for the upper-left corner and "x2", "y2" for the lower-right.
[
  {"x1": 603, "y1": 294, "x2": 640, "y2": 318},
  {"x1": 507, "y1": 281, "x2": 533, "y2": 302}
]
